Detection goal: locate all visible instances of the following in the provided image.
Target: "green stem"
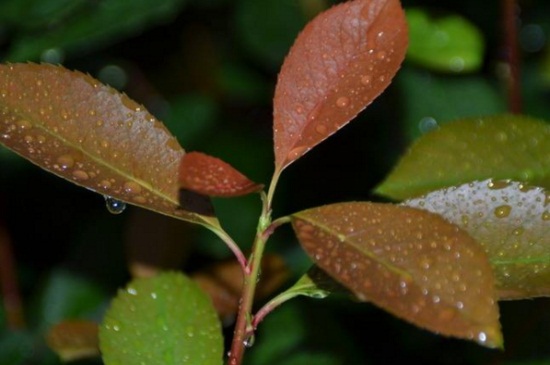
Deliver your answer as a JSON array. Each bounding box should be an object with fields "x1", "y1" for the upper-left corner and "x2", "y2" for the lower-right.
[
  {"x1": 199, "y1": 217, "x2": 248, "y2": 273},
  {"x1": 228, "y1": 176, "x2": 281, "y2": 364}
]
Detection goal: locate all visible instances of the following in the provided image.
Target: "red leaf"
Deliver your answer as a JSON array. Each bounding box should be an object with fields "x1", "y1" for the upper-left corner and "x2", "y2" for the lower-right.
[
  {"x1": 273, "y1": 0, "x2": 408, "y2": 171},
  {"x1": 179, "y1": 151, "x2": 263, "y2": 197}
]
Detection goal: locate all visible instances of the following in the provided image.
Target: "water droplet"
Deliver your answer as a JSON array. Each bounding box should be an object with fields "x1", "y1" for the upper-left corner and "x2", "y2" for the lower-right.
[
  {"x1": 72, "y1": 170, "x2": 89, "y2": 180},
  {"x1": 418, "y1": 117, "x2": 438, "y2": 134},
  {"x1": 104, "y1": 196, "x2": 126, "y2": 214},
  {"x1": 151, "y1": 292, "x2": 158, "y2": 299},
  {"x1": 57, "y1": 154, "x2": 75, "y2": 169},
  {"x1": 315, "y1": 124, "x2": 327, "y2": 134},
  {"x1": 124, "y1": 181, "x2": 142, "y2": 194},
  {"x1": 376, "y1": 51, "x2": 386, "y2": 60},
  {"x1": 478, "y1": 332, "x2": 487, "y2": 343},
  {"x1": 488, "y1": 179, "x2": 512, "y2": 190},
  {"x1": 287, "y1": 146, "x2": 309, "y2": 161},
  {"x1": 17, "y1": 119, "x2": 31, "y2": 129},
  {"x1": 243, "y1": 334, "x2": 255, "y2": 348},
  {"x1": 336, "y1": 96, "x2": 350, "y2": 108},
  {"x1": 360, "y1": 75, "x2": 372, "y2": 85},
  {"x1": 542, "y1": 211, "x2": 550, "y2": 221},
  {"x1": 127, "y1": 287, "x2": 137, "y2": 295},
  {"x1": 494, "y1": 205, "x2": 512, "y2": 218}
]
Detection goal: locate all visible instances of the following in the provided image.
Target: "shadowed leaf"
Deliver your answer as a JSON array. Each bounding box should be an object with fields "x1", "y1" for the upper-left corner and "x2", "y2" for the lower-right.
[
  {"x1": 376, "y1": 114, "x2": 550, "y2": 200},
  {"x1": 100, "y1": 272, "x2": 223, "y2": 365},
  {"x1": 0, "y1": 63, "x2": 211, "y2": 224},
  {"x1": 291, "y1": 202, "x2": 502, "y2": 347},
  {"x1": 46, "y1": 320, "x2": 99, "y2": 362},
  {"x1": 179, "y1": 151, "x2": 263, "y2": 197},
  {"x1": 273, "y1": 0, "x2": 408, "y2": 171},
  {"x1": 404, "y1": 179, "x2": 550, "y2": 299}
]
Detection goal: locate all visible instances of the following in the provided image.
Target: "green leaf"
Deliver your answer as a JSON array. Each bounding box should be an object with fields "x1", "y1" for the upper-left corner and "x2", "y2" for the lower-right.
[
  {"x1": 404, "y1": 179, "x2": 550, "y2": 299},
  {"x1": 397, "y1": 65, "x2": 505, "y2": 141},
  {"x1": 5, "y1": 0, "x2": 187, "y2": 61},
  {"x1": 376, "y1": 114, "x2": 550, "y2": 200},
  {"x1": 406, "y1": 8, "x2": 484, "y2": 73},
  {"x1": 99, "y1": 272, "x2": 223, "y2": 365},
  {"x1": 292, "y1": 202, "x2": 502, "y2": 347}
]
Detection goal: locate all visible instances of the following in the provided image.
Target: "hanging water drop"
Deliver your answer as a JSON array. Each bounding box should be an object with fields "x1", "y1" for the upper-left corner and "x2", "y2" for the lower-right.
[
  {"x1": 243, "y1": 334, "x2": 255, "y2": 348},
  {"x1": 104, "y1": 196, "x2": 126, "y2": 214}
]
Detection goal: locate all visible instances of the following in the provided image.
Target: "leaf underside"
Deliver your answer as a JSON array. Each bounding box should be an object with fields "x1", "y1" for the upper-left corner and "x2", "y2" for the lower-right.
[
  {"x1": 273, "y1": 0, "x2": 408, "y2": 171},
  {"x1": 99, "y1": 272, "x2": 223, "y2": 365},
  {"x1": 292, "y1": 202, "x2": 502, "y2": 347},
  {"x1": 405, "y1": 179, "x2": 550, "y2": 299},
  {"x1": 376, "y1": 114, "x2": 550, "y2": 200},
  {"x1": 0, "y1": 63, "x2": 208, "y2": 224}
]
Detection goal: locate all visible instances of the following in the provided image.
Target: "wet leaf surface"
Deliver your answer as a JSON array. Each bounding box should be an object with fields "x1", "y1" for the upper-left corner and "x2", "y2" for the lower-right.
[
  {"x1": 0, "y1": 63, "x2": 209, "y2": 224},
  {"x1": 46, "y1": 320, "x2": 99, "y2": 362},
  {"x1": 404, "y1": 179, "x2": 550, "y2": 299},
  {"x1": 179, "y1": 151, "x2": 263, "y2": 197},
  {"x1": 292, "y1": 202, "x2": 502, "y2": 347},
  {"x1": 273, "y1": 0, "x2": 408, "y2": 171},
  {"x1": 376, "y1": 114, "x2": 550, "y2": 200},
  {"x1": 100, "y1": 272, "x2": 223, "y2": 365}
]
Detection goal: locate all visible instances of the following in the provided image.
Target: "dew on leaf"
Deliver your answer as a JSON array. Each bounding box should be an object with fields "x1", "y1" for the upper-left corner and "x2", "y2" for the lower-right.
[
  {"x1": 336, "y1": 96, "x2": 350, "y2": 108},
  {"x1": 543, "y1": 211, "x2": 550, "y2": 221},
  {"x1": 315, "y1": 124, "x2": 327, "y2": 134},
  {"x1": 57, "y1": 154, "x2": 75, "y2": 169},
  {"x1": 493, "y1": 205, "x2": 512, "y2": 218},
  {"x1": 243, "y1": 334, "x2": 255, "y2": 348},
  {"x1": 104, "y1": 196, "x2": 126, "y2": 215},
  {"x1": 72, "y1": 170, "x2": 89, "y2": 180},
  {"x1": 124, "y1": 181, "x2": 142, "y2": 194}
]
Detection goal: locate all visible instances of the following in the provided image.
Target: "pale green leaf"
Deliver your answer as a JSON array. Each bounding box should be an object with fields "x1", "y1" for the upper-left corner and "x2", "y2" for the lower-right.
[{"x1": 404, "y1": 179, "x2": 550, "y2": 299}]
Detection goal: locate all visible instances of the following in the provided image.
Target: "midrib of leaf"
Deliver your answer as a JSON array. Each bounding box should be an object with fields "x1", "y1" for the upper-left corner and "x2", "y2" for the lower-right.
[
  {"x1": 490, "y1": 255, "x2": 550, "y2": 266},
  {"x1": 295, "y1": 214, "x2": 413, "y2": 280},
  {"x1": 16, "y1": 107, "x2": 179, "y2": 207}
]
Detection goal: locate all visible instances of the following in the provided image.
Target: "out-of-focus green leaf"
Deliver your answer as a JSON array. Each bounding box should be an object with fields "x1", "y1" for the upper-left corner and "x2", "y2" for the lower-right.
[
  {"x1": 0, "y1": 330, "x2": 35, "y2": 365},
  {"x1": 100, "y1": 272, "x2": 223, "y2": 365},
  {"x1": 397, "y1": 66, "x2": 505, "y2": 141},
  {"x1": 0, "y1": 0, "x2": 86, "y2": 29},
  {"x1": 404, "y1": 180, "x2": 550, "y2": 299},
  {"x1": 376, "y1": 115, "x2": 550, "y2": 200},
  {"x1": 29, "y1": 269, "x2": 105, "y2": 329},
  {"x1": 406, "y1": 8, "x2": 484, "y2": 73},
  {"x1": 234, "y1": 0, "x2": 309, "y2": 69},
  {"x1": 5, "y1": 0, "x2": 187, "y2": 61}
]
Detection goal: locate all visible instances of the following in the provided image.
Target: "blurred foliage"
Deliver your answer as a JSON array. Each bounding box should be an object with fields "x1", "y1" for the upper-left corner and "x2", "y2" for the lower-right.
[{"x1": 1, "y1": 0, "x2": 550, "y2": 364}]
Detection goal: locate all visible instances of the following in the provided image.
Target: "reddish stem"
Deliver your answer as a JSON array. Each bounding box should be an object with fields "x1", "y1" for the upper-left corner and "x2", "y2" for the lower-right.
[
  {"x1": 0, "y1": 222, "x2": 25, "y2": 329},
  {"x1": 502, "y1": 0, "x2": 522, "y2": 113}
]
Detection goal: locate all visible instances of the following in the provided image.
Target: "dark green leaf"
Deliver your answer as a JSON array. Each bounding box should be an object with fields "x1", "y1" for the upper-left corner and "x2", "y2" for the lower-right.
[
  {"x1": 100, "y1": 272, "x2": 223, "y2": 365},
  {"x1": 376, "y1": 115, "x2": 550, "y2": 200},
  {"x1": 404, "y1": 179, "x2": 550, "y2": 299}
]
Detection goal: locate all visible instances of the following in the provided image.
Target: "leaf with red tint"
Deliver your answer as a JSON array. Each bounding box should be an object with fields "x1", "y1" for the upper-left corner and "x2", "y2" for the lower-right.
[
  {"x1": 0, "y1": 63, "x2": 209, "y2": 224},
  {"x1": 46, "y1": 320, "x2": 99, "y2": 362},
  {"x1": 179, "y1": 151, "x2": 263, "y2": 197},
  {"x1": 292, "y1": 202, "x2": 502, "y2": 347},
  {"x1": 273, "y1": 0, "x2": 408, "y2": 172},
  {"x1": 192, "y1": 255, "x2": 289, "y2": 320}
]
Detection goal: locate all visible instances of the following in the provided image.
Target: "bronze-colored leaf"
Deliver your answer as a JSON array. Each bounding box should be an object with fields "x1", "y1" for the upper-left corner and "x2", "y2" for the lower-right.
[
  {"x1": 404, "y1": 179, "x2": 550, "y2": 299},
  {"x1": 292, "y1": 202, "x2": 502, "y2": 347},
  {"x1": 192, "y1": 255, "x2": 290, "y2": 320},
  {"x1": 273, "y1": 0, "x2": 408, "y2": 171},
  {"x1": 46, "y1": 320, "x2": 99, "y2": 362},
  {"x1": 179, "y1": 151, "x2": 263, "y2": 197},
  {"x1": 0, "y1": 63, "x2": 209, "y2": 224}
]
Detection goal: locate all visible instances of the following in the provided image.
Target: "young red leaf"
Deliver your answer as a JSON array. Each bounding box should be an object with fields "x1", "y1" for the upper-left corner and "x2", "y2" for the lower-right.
[
  {"x1": 0, "y1": 63, "x2": 207, "y2": 224},
  {"x1": 292, "y1": 202, "x2": 502, "y2": 347},
  {"x1": 273, "y1": 0, "x2": 408, "y2": 171},
  {"x1": 179, "y1": 151, "x2": 263, "y2": 197},
  {"x1": 404, "y1": 179, "x2": 550, "y2": 299}
]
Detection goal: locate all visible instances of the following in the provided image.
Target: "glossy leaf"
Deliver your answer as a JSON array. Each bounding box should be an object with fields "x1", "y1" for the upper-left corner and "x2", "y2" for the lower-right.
[
  {"x1": 292, "y1": 202, "x2": 502, "y2": 347},
  {"x1": 404, "y1": 179, "x2": 550, "y2": 299},
  {"x1": 273, "y1": 0, "x2": 408, "y2": 171},
  {"x1": 406, "y1": 8, "x2": 484, "y2": 73},
  {"x1": 0, "y1": 63, "x2": 209, "y2": 224},
  {"x1": 376, "y1": 114, "x2": 550, "y2": 200},
  {"x1": 179, "y1": 151, "x2": 263, "y2": 197},
  {"x1": 100, "y1": 272, "x2": 223, "y2": 365},
  {"x1": 46, "y1": 320, "x2": 99, "y2": 362}
]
